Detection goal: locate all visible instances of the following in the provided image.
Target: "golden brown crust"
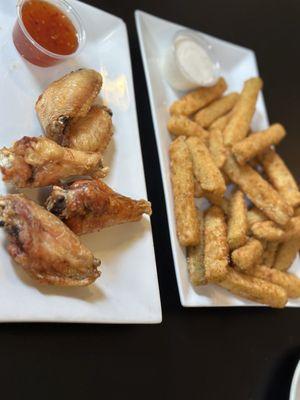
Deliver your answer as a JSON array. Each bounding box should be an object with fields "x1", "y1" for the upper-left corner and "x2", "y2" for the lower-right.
[
  {"x1": 263, "y1": 242, "x2": 279, "y2": 267},
  {"x1": 232, "y1": 124, "x2": 286, "y2": 165},
  {"x1": 231, "y1": 238, "x2": 264, "y2": 272},
  {"x1": 167, "y1": 115, "x2": 209, "y2": 141},
  {"x1": 204, "y1": 206, "x2": 228, "y2": 282},
  {"x1": 46, "y1": 179, "x2": 152, "y2": 235},
  {"x1": 170, "y1": 78, "x2": 227, "y2": 116},
  {"x1": 260, "y1": 149, "x2": 300, "y2": 208},
  {"x1": 223, "y1": 154, "x2": 293, "y2": 226},
  {"x1": 209, "y1": 111, "x2": 233, "y2": 132},
  {"x1": 194, "y1": 92, "x2": 239, "y2": 128},
  {"x1": 170, "y1": 137, "x2": 200, "y2": 246},
  {"x1": 208, "y1": 128, "x2": 228, "y2": 169},
  {"x1": 223, "y1": 77, "x2": 263, "y2": 147},
  {"x1": 0, "y1": 194, "x2": 100, "y2": 286},
  {"x1": 186, "y1": 136, "x2": 226, "y2": 201},
  {"x1": 274, "y1": 238, "x2": 300, "y2": 271},
  {"x1": 251, "y1": 220, "x2": 285, "y2": 242},
  {"x1": 251, "y1": 265, "x2": 300, "y2": 298},
  {"x1": 219, "y1": 268, "x2": 287, "y2": 308},
  {"x1": 227, "y1": 190, "x2": 248, "y2": 250},
  {"x1": 36, "y1": 69, "x2": 102, "y2": 143},
  {"x1": 187, "y1": 210, "x2": 206, "y2": 286},
  {"x1": 64, "y1": 105, "x2": 113, "y2": 154}
]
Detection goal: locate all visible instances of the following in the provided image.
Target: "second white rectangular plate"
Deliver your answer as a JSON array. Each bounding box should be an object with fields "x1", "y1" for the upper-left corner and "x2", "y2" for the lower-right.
[{"x1": 135, "y1": 10, "x2": 300, "y2": 307}]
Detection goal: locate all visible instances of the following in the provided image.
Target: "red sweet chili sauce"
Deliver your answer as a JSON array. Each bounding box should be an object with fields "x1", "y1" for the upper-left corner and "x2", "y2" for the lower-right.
[{"x1": 13, "y1": 0, "x2": 80, "y2": 67}]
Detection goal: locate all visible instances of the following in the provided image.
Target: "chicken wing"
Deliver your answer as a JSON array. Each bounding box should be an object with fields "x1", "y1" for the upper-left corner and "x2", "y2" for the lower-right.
[
  {"x1": 0, "y1": 136, "x2": 107, "y2": 188},
  {"x1": 0, "y1": 194, "x2": 100, "y2": 286},
  {"x1": 36, "y1": 69, "x2": 102, "y2": 144},
  {"x1": 63, "y1": 105, "x2": 113, "y2": 154},
  {"x1": 46, "y1": 179, "x2": 152, "y2": 235}
]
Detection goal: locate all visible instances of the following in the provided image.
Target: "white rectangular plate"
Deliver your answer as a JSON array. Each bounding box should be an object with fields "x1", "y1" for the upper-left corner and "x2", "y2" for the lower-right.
[
  {"x1": 0, "y1": 1, "x2": 162, "y2": 323},
  {"x1": 135, "y1": 10, "x2": 300, "y2": 307}
]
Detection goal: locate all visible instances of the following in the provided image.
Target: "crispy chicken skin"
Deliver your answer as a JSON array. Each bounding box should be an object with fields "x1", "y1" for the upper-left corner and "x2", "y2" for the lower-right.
[
  {"x1": 0, "y1": 194, "x2": 100, "y2": 286},
  {"x1": 63, "y1": 105, "x2": 113, "y2": 154},
  {"x1": 36, "y1": 69, "x2": 102, "y2": 144},
  {"x1": 0, "y1": 136, "x2": 107, "y2": 188},
  {"x1": 46, "y1": 179, "x2": 152, "y2": 235}
]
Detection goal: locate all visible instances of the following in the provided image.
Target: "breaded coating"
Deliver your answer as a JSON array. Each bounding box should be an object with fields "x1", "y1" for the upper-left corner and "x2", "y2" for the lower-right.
[
  {"x1": 231, "y1": 238, "x2": 264, "y2": 272},
  {"x1": 274, "y1": 237, "x2": 300, "y2": 271},
  {"x1": 186, "y1": 137, "x2": 226, "y2": 201},
  {"x1": 251, "y1": 221, "x2": 285, "y2": 242},
  {"x1": 169, "y1": 137, "x2": 200, "y2": 246},
  {"x1": 283, "y1": 216, "x2": 300, "y2": 241},
  {"x1": 294, "y1": 207, "x2": 300, "y2": 217},
  {"x1": 219, "y1": 268, "x2": 287, "y2": 308},
  {"x1": 204, "y1": 206, "x2": 228, "y2": 282},
  {"x1": 187, "y1": 210, "x2": 206, "y2": 286},
  {"x1": 252, "y1": 265, "x2": 300, "y2": 298},
  {"x1": 263, "y1": 242, "x2": 279, "y2": 267},
  {"x1": 260, "y1": 149, "x2": 300, "y2": 208},
  {"x1": 232, "y1": 124, "x2": 286, "y2": 165},
  {"x1": 247, "y1": 207, "x2": 267, "y2": 227},
  {"x1": 194, "y1": 92, "x2": 239, "y2": 128},
  {"x1": 208, "y1": 128, "x2": 227, "y2": 169},
  {"x1": 223, "y1": 77, "x2": 263, "y2": 146},
  {"x1": 227, "y1": 190, "x2": 248, "y2": 250},
  {"x1": 223, "y1": 155, "x2": 293, "y2": 226},
  {"x1": 170, "y1": 78, "x2": 227, "y2": 116},
  {"x1": 209, "y1": 111, "x2": 233, "y2": 132},
  {"x1": 167, "y1": 115, "x2": 209, "y2": 141}
]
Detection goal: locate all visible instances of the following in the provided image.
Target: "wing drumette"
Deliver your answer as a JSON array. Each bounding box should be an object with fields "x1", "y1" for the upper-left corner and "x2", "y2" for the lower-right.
[
  {"x1": 0, "y1": 194, "x2": 100, "y2": 286},
  {"x1": 35, "y1": 69, "x2": 102, "y2": 144},
  {"x1": 46, "y1": 179, "x2": 152, "y2": 235},
  {"x1": 0, "y1": 136, "x2": 107, "y2": 188}
]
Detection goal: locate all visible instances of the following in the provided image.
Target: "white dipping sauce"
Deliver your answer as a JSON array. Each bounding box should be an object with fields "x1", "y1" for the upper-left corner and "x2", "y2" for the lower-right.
[{"x1": 164, "y1": 31, "x2": 219, "y2": 91}]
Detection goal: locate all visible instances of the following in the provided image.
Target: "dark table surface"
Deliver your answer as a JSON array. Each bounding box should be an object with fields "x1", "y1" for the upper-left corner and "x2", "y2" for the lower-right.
[{"x1": 1, "y1": 1, "x2": 300, "y2": 399}]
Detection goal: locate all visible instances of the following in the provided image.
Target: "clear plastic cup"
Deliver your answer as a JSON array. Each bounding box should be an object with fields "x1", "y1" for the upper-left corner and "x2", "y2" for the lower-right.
[
  {"x1": 164, "y1": 29, "x2": 220, "y2": 91},
  {"x1": 12, "y1": 0, "x2": 86, "y2": 67}
]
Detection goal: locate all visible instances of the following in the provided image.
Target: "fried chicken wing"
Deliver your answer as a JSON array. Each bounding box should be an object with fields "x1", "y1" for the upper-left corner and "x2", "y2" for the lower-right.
[
  {"x1": 46, "y1": 179, "x2": 152, "y2": 235},
  {"x1": 63, "y1": 105, "x2": 113, "y2": 154},
  {"x1": 0, "y1": 136, "x2": 107, "y2": 188},
  {"x1": 0, "y1": 194, "x2": 100, "y2": 286},
  {"x1": 36, "y1": 69, "x2": 102, "y2": 143}
]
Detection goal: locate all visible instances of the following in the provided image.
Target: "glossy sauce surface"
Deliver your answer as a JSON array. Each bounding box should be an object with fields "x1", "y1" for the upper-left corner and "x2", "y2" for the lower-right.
[{"x1": 21, "y1": 0, "x2": 78, "y2": 55}]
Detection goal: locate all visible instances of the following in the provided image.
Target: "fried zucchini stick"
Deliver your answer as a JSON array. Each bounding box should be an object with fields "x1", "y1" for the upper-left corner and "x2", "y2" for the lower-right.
[
  {"x1": 170, "y1": 137, "x2": 200, "y2": 246},
  {"x1": 252, "y1": 265, "x2": 300, "y2": 298},
  {"x1": 232, "y1": 124, "x2": 286, "y2": 165},
  {"x1": 186, "y1": 137, "x2": 226, "y2": 202},
  {"x1": 231, "y1": 238, "x2": 264, "y2": 272},
  {"x1": 219, "y1": 268, "x2": 287, "y2": 308},
  {"x1": 247, "y1": 207, "x2": 267, "y2": 227},
  {"x1": 194, "y1": 92, "x2": 239, "y2": 128},
  {"x1": 187, "y1": 210, "x2": 206, "y2": 286},
  {"x1": 227, "y1": 190, "x2": 248, "y2": 250},
  {"x1": 223, "y1": 155, "x2": 293, "y2": 226},
  {"x1": 263, "y1": 242, "x2": 279, "y2": 267},
  {"x1": 209, "y1": 111, "x2": 233, "y2": 132},
  {"x1": 208, "y1": 128, "x2": 227, "y2": 169},
  {"x1": 251, "y1": 221, "x2": 285, "y2": 242},
  {"x1": 204, "y1": 206, "x2": 228, "y2": 282},
  {"x1": 167, "y1": 115, "x2": 209, "y2": 141},
  {"x1": 223, "y1": 77, "x2": 263, "y2": 146},
  {"x1": 170, "y1": 78, "x2": 227, "y2": 116},
  {"x1": 274, "y1": 237, "x2": 300, "y2": 271},
  {"x1": 260, "y1": 149, "x2": 300, "y2": 208}
]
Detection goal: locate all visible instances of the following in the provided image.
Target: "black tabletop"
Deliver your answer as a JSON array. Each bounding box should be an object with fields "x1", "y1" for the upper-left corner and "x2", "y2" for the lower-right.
[{"x1": 1, "y1": 1, "x2": 300, "y2": 399}]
